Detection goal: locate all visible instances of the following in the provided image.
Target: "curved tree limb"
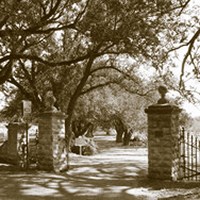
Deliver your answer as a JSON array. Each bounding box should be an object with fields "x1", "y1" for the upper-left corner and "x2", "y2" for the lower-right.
[
  {"x1": 8, "y1": 77, "x2": 33, "y2": 100},
  {"x1": 90, "y1": 65, "x2": 140, "y2": 84},
  {"x1": 179, "y1": 28, "x2": 200, "y2": 88},
  {"x1": 0, "y1": 52, "x2": 92, "y2": 67},
  {"x1": 80, "y1": 80, "x2": 120, "y2": 96},
  {"x1": 0, "y1": 61, "x2": 13, "y2": 84},
  {"x1": 178, "y1": 0, "x2": 191, "y2": 15}
]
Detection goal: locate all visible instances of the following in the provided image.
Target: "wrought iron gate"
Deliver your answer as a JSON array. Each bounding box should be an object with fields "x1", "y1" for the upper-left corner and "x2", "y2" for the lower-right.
[
  {"x1": 17, "y1": 123, "x2": 39, "y2": 169},
  {"x1": 179, "y1": 127, "x2": 200, "y2": 181}
]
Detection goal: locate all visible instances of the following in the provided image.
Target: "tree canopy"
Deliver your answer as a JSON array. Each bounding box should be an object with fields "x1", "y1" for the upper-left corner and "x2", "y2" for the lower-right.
[
  {"x1": 0, "y1": 0, "x2": 195, "y2": 140},
  {"x1": 0, "y1": 0, "x2": 192, "y2": 78}
]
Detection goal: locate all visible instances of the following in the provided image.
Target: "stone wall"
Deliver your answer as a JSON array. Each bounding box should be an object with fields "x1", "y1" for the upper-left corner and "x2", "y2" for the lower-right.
[{"x1": 145, "y1": 104, "x2": 181, "y2": 180}]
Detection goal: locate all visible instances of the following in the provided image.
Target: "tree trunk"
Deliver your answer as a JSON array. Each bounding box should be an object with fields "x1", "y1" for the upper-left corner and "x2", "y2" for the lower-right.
[
  {"x1": 123, "y1": 129, "x2": 131, "y2": 146},
  {"x1": 65, "y1": 56, "x2": 95, "y2": 148},
  {"x1": 114, "y1": 117, "x2": 126, "y2": 143},
  {"x1": 116, "y1": 130, "x2": 124, "y2": 143}
]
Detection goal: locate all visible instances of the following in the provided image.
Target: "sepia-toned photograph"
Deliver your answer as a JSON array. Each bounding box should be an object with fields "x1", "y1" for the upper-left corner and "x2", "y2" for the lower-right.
[{"x1": 0, "y1": 0, "x2": 200, "y2": 199}]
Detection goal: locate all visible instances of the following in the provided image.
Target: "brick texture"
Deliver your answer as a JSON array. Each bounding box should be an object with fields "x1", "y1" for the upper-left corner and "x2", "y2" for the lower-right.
[
  {"x1": 145, "y1": 104, "x2": 181, "y2": 180},
  {"x1": 38, "y1": 112, "x2": 66, "y2": 172}
]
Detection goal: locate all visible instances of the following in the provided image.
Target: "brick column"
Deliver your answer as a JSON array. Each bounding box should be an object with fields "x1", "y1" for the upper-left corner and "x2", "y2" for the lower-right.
[
  {"x1": 38, "y1": 112, "x2": 66, "y2": 172},
  {"x1": 145, "y1": 86, "x2": 182, "y2": 180}
]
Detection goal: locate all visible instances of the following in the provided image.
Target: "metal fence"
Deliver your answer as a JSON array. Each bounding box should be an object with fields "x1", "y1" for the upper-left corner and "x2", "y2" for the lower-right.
[
  {"x1": 17, "y1": 125, "x2": 39, "y2": 169},
  {"x1": 179, "y1": 127, "x2": 200, "y2": 181}
]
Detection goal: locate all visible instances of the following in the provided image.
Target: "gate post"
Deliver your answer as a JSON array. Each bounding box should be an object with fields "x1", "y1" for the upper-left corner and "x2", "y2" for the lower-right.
[
  {"x1": 38, "y1": 111, "x2": 66, "y2": 172},
  {"x1": 145, "y1": 86, "x2": 181, "y2": 180}
]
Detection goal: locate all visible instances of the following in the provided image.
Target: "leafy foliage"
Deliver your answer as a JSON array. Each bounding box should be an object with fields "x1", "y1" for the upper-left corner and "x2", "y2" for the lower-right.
[{"x1": 0, "y1": 0, "x2": 193, "y2": 141}]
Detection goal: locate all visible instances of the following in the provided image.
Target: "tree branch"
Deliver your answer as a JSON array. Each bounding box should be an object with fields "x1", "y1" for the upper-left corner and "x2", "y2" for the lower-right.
[
  {"x1": 0, "y1": 23, "x2": 75, "y2": 37},
  {"x1": 80, "y1": 81, "x2": 117, "y2": 96},
  {"x1": 0, "y1": 61, "x2": 13, "y2": 84},
  {"x1": 73, "y1": 0, "x2": 91, "y2": 25},
  {"x1": 0, "y1": 16, "x2": 9, "y2": 29},
  {"x1": 0, "y1": 0, "x2": 90, "y2": 37},
  {"x1": 19, "y1": 60, "x2": 32, "y2": 83},
  {"x1": 41, "y1": 0, "x2": 61, "y2": 21},
  {"x1": 19, "y1": 60, "x2": 42, "y2": 107},
  {"x1": 178, "y1": 0, "x2": 191, "y2": 15},
  {"x1": 179, "y1": 28, "x2": 200, "y2": 88},
  {"x1": 0, "y1": 52, "x2": 92, "y2": 67},
  {"x1": 90, "y1": 65, "x2": 140, "y2": 84},
  {"x1": 8, "y1": 77, "x2": 32, "y2": 100},
  {"x1": 117, "y1": 83, "x2": 154, "y2": 100}
]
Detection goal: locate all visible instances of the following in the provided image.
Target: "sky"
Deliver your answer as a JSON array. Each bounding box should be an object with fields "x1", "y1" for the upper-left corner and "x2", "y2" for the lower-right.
[{"x1": 182, "y1": 102, "x2": 200, "y2": 117}]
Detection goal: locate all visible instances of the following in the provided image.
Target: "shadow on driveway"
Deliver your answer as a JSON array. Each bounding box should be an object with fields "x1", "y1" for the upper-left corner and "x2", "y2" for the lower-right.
[
  {"x1": 0, "y1": 154, "x2": 200, "y2": 200},
  {"x1": 0, "y1": 134, "x2": 200, "y2": 200}
]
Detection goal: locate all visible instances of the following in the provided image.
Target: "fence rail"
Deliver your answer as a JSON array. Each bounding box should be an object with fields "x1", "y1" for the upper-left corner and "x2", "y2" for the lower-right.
[{"x1": 179, "y1": 127, "x2": 200, "y2": 181}]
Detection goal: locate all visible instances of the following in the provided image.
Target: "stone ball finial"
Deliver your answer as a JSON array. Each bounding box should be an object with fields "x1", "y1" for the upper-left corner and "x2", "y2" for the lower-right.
[{"x1": 157, "y1": 85, "x2": 169, "y2": 104}]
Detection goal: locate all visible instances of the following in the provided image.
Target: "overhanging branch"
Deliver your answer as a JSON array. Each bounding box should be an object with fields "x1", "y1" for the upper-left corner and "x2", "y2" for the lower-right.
[
  {"x1": 90, "y1": 65, "x2": 140, "y2": 84},
  {"x1": 178, "y1": 0, "x2": 191, "y2": 15},
  {"x1": 0, "y1": 52, "x2": 91, "y2": 67},
  {"x1": 80, "y1": 81, "x2": 117, "y2": 96},
  {"x1": 179, "y1": 28, "x2": 200, "y2": 88},
  {"x1": 8, "y1": 77, "x2": 32, "y2": 100}
]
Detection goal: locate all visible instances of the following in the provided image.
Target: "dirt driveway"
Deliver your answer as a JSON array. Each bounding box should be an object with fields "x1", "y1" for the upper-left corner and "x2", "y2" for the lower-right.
[{"x1": 0, "y1": 133, "x2": 200, "y2": 200}]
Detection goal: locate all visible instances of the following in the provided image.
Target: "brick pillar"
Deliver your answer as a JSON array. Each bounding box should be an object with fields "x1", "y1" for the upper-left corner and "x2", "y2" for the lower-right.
[
  {"x1": 145, "y1": 86, "x2": 182, "y2": 180},
  {"x1": 7, "y1": 122, "x2": 25, "y2": 164},
  {"x1": 38, "y1": 112, "x2": 66, "y2": 172}
]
